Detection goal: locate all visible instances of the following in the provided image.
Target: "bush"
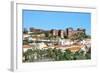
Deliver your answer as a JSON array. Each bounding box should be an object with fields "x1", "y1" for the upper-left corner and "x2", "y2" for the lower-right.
[{"x1": 23, "y1": 48, "x2": 91, "y2": 62}]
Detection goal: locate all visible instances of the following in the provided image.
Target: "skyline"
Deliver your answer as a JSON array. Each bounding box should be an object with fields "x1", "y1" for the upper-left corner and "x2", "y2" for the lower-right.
[{"x1": 23, "y1": 10, "x2": 91, "y2": 35}]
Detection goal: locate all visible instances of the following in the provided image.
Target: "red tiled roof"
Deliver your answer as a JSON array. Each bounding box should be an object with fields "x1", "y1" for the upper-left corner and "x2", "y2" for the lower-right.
[{"x1": 23, "y1": 45, "x2": 32, "y2": 48}]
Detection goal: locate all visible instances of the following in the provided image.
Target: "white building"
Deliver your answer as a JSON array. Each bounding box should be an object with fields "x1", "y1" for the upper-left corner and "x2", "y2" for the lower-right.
[
  {"x1": 23, "y1": 34, "x2": 30, "y2": 38},
  {"x1": 33, "y1": 42, "x2": 47, "y2": 49},
  {"x1": 58, "y1": 39, "x2": 73, "y2": 46}
]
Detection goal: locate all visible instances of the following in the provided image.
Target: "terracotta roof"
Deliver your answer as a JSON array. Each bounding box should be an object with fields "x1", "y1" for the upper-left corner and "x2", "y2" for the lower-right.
[
  {"x1": 68, "y1": 45, "x2": 81, "y2": 52},
  {"x1": 23, "y1": 45, "x2": 32, "y2": 48}
]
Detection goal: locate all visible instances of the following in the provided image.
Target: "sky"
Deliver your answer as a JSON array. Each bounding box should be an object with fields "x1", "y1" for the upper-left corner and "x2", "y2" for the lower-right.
[{"x1": 23, "y1": 10, "x2": 91, "y2": 35}]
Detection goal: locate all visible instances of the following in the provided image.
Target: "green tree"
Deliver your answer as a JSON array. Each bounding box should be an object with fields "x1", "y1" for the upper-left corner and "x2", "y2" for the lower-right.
[
  {"x1": 23, "y1": 28, "x2": 28, "y2": 34},
  {"x1": 70, "y1": 32, "x2": 86, "y2": 41},
  {"x1": 30, "y1": 27, "x2": 34, "y2": 32},
  {"x1": 23, "y1": 39, "x2": 29, "y2": 45},
  {"x1": 74, "y1": 51, "x2": 87, "y2": 60},
  {"x1": 23, "y1": 49, "x2": 34, "y2": 62}
]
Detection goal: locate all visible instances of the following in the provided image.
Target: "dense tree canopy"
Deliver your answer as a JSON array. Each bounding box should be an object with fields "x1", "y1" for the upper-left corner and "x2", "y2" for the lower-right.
[{"x1": 23, "y1": 48, "x2": 91, "y2": 62}]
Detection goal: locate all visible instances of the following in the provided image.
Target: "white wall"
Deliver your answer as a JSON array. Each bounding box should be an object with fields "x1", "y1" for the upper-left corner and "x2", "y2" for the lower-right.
[{"x1": 0, "y1": 0, "x2": 100, "y2": 73}]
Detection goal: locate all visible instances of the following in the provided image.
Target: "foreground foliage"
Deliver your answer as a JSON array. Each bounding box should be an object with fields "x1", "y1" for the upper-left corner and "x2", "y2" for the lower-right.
[{"x1": 23, "y1": 48, "x2": 91, "y2": 62}]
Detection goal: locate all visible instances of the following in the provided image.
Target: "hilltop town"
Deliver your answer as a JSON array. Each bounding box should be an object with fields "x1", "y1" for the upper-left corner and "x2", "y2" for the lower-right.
[{"x1": 23, "y1": 27, "x2": 91, "y2": 62}]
